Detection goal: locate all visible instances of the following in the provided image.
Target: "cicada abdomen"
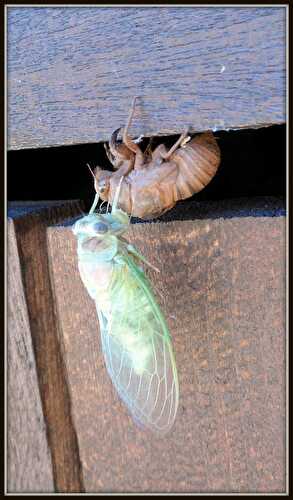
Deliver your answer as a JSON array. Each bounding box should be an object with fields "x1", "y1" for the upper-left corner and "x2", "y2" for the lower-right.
[
  {"x1": 73, "y1": 182, "x2": 179, "y2": 434},
  {"x1": 170, "y1": 131, "x2": 221, "y2": 201}
]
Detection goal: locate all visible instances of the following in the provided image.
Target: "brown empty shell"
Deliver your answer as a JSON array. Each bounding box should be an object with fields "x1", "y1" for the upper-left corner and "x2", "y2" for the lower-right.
[{"x1": 94, "y1": 99, "x2": 221, "y2": 219}]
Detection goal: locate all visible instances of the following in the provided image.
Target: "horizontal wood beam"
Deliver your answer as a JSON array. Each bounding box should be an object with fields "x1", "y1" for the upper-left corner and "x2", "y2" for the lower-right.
[{"x1": 8, "y1": 6, "x2": 286, "y2": 150}]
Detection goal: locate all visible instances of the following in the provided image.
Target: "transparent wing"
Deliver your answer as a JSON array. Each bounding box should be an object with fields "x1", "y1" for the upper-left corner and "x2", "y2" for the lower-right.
[{"x1": 96, "y1": 254, "x2": 179, "y2": 435}]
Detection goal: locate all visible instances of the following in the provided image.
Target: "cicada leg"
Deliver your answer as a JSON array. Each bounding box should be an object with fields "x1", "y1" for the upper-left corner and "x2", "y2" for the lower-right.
[
  {"x1": 106, "y1": 127, "x2": 135, "y2": 173},
  {"x1": 160, "y1": 127, "x2": 189, "y2": 161},
  {"x1": 126, "y1": 243, "x2": 160, "y2": 273},
  {"x1": 109, "y1": 128, "x2": 122, "y2": 162},
  {"x1": 122, "y1": 97, "x2": 145, "y2": 169}
]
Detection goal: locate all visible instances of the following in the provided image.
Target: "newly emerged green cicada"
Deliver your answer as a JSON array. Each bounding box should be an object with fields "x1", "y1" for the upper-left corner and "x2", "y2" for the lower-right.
[{"x1": 72, "y1": 178, "x2": 179, "y2": 434}]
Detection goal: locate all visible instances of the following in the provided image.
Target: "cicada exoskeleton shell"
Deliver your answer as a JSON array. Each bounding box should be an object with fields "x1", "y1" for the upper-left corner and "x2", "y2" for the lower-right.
[
  {"x1": 94, "y1": 98, "x2": 221, "y2": 219},
  {"x1": 170, "y1": 131, "x2": 221, "y2": 201}
]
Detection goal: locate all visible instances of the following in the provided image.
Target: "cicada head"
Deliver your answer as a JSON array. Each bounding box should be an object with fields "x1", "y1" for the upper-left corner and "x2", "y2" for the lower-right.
[
  {"x1": 72, "y1": 213, "x2": 121, "y2": 265},
  {"x1": 72, "y1": 214, "x2": 109, "y2": 238},
  {"x1": 94, "y1": 167, "x2": 111, "y2": 201},
  {"x1": 72, "y1": 209, "x2": 130, "y2": 240}
]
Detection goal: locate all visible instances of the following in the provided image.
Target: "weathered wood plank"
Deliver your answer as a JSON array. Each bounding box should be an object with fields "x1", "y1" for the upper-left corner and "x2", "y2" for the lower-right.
[
  {"x1": 7, "y1": 6, "x2": 286, "y2": 150},
  {"x1": 7, "y1": 219, "x2": 54, "y2": 493},
  {"x1": 47, "y1": 213, "x2": 286, "y2": 493},
  {"x1": 8, "y1": 202, "x2": 85, "y2": 493}
]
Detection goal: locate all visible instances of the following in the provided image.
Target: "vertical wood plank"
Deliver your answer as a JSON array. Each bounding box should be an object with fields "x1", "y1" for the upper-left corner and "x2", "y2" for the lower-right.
[
  {"x1": 8, "y1": 202, "x2": 85, "y2": 493},
  {"x1": 7, "y1": 219, "x2": 54, "y2": 493}
]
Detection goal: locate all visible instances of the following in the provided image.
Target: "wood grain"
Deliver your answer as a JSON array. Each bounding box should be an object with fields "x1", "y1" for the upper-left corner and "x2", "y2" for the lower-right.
[
  {"x1": 7, "y1": 6, "x2": 286, "y2": 150},
  {"x1": 7, "y1": 202, "x2": 85, "y2": 493},
  {"x1": 7, "y1": 219, "x2": 54, "y2": 493},
  {"x1": 47, "y1": 214, "x2": 286, "y2": 493}
]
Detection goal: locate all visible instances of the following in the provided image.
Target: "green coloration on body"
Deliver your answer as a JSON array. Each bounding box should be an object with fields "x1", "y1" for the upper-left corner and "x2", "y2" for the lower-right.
[{"x1": 72, "y1": 186, "x2": 179, "y2": 435}]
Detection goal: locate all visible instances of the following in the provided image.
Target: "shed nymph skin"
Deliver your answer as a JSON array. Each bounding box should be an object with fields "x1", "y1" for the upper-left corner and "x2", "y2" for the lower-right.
[{"x1": 93, "y1": 97, "x2": 221, "y2": 219}]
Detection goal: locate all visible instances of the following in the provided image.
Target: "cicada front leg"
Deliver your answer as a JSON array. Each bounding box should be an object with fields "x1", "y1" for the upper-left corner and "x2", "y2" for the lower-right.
[
  {"x1": 105, "y1": 127, "x2": 135, "y2": 172},
  {"x1": 122, "y1": 97, "x2": 145, "y2": 170},
  {"x1": 104, "y1": 131, "x2": 118, "y2": 167}
]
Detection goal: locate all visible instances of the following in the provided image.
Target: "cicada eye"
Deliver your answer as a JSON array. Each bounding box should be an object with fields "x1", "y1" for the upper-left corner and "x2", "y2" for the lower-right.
[{"x1": 93, "y1": 222, "x2": 108, "y2": 234}]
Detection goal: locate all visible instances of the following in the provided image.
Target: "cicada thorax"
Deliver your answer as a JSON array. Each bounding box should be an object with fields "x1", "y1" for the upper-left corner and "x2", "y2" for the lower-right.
[
  {"x1": 170, "y1": 131, "x2": 221, "y2": 201},
  {"x1": 76, "y1": 235, "x2": 115, "y2": 313},
  {"x1": 77, "y1": 235, "x2": 153, "y2": 370},
  {"x1": 97, "y1": 159, "x2": 175, "y2": 220}
]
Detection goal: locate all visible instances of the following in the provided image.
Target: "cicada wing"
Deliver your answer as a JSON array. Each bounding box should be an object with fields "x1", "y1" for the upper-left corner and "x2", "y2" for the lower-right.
[{"x1": 95, "y1": 259, "x2": 179, "y2": 435}]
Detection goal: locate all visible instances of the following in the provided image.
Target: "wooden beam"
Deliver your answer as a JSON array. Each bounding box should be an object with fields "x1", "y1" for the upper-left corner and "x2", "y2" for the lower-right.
[
  {"x1": 8, "y1": 7, "x2": 285, "y2": 150},
  {"x1": 46, "y1": 212, "x2": 285, "y2": 493}
]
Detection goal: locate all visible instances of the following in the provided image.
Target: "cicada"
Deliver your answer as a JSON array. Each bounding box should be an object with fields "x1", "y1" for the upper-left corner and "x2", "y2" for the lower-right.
[
  {"x1": 94, "y1": 97, "x2": 221, "y2": 219},
  {"x1": 72, "y1": 179, "x2": 179, "y2": 434}
]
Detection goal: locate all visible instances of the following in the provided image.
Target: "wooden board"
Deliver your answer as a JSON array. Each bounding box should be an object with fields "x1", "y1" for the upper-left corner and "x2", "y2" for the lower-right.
[
  {"x1": 7, "y1": 6, "x2": 286, "y2": 150},
  {"x1": 7, "y1": 219, "x2": 54, "y2": 493},
  {"x1": 7, "y1": 202, "x2": 85, "y2": 493},
  {"x1": 47, "y1": 215, "x2": 286, "y2": 493}
]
